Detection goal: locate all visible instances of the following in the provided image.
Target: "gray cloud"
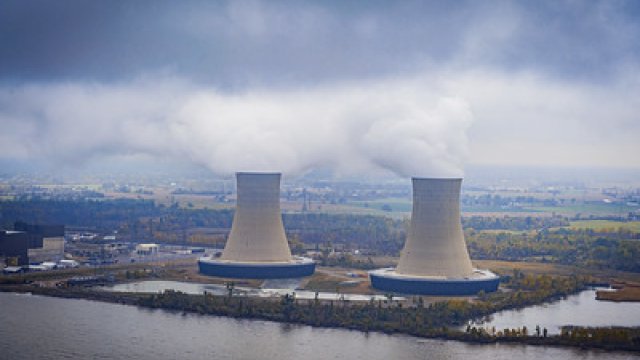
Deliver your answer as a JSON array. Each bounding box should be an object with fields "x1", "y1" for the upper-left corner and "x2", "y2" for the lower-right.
[
  {"x1": 1, "y1": 1, "x2": 638, "y2": 86},
  {"x1": 2, "y1": 69, "x2": 638, "y2": 177},
  {"x1": 1, "y1": 0, "x2": 639, "y2": 174}
]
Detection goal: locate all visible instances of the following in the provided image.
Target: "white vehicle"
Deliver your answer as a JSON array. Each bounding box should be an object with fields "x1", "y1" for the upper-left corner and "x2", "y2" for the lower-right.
[
  {"x1": 40, "y1": 262, "x2": 57, "y2": 270},
  {"x1": 58, "y1": 259, "x2": 80, "y2": 268},
  {"x1": 28, "y1": 265, "x2": 48, "y2": 272},
  {"x1": 2, "y1": 266, "x2": 24, "y2": 274}
]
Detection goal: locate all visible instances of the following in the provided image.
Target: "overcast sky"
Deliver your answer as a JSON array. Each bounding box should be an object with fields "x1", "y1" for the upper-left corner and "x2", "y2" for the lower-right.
[{"x1": 1, "y1": 0, "x2": 639, "y2": 176}]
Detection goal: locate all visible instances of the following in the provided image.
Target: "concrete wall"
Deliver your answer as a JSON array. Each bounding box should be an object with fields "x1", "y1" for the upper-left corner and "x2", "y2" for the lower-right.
[
  {"x1": 198, "y1": 259, "x2": 315, "y2": 279},
  {"x1": 220, "y1": 172, "x2": 293, "y2": 262},
  {"x1": 28, "y1": 236, "x2": 65, "y2": 263},
  {"x1": 396, "y1": 178, "x2": 474, "y2": 278},
  {"x1": 370, "y1": 271, "x2": 499, "y2": 295}
]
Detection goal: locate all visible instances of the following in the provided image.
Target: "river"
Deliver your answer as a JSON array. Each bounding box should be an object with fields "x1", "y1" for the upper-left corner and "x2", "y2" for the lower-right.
[
  {"x1": 470, "y1": 288, "x2": 640, "y2": 334},
  {"x1": 0, "y1": 292, "x2": 633, "y2": 360}
]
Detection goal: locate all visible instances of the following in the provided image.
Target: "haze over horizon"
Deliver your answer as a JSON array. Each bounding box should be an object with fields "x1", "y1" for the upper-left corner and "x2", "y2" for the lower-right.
[{"x1": 1, "y1": 1, "x2": 639, "y2": 177}]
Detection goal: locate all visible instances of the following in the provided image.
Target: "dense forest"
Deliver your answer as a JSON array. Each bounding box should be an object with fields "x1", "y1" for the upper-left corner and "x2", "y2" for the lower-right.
[{"x1": 1, "y1": 199, "x2": 639, "y2": 272}]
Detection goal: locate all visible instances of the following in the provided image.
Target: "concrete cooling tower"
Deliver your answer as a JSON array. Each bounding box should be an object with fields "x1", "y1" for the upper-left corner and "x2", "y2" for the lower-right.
[
  {"x1": 369, "y1": 178, "x2": 499, "y2": 295},
  {"x1": 198, "y1": 172, "x2": 315, "y2": 279}
]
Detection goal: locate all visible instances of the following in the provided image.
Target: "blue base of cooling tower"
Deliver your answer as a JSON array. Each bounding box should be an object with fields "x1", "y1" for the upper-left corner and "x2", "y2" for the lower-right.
[
  {"x1": 198, "y1": 257, "x2": 316, "y2": 279},
  {"x1": 369, "y1": 268, "x2": 500, "y2": 296}
]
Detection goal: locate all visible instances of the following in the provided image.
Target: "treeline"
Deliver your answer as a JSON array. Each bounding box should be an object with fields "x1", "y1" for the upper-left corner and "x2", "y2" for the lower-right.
[
  {"x1": 0, "y1": 199, "x2": 406, "y2": 253},
  {"x1": 2, "y1": 199, "x2": 639, "y2": 272},
  {"x1": 462, "y1": 215, "x2": 569, "y2": 231},
  {"x1": 284, "y1": 213, "x2": 405, "y2": 254},
  {"x1": 0, "y1": 199, "x2": 161, "y2": 232},
  {"x1": 461, "y1": 324, "x2": 640, "y2": 352},
  {"x1": 558, "y1": 326, "x2": 640, "y2": 350},
  {"x1": 466, "y1": 228, "x2": 640, "y2": 272},
  {"x1": 461, "y1": 193, "x2": 566, "y2": 209}
]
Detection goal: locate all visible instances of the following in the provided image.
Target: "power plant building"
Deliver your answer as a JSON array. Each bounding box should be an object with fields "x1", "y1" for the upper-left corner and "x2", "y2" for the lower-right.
[
  {"x1": 1, "y1": 223, "x2": 65, "y2": 266},
  {"x1": 26, "y1": 225, "x2": 65, "y2": 264},
  {"x1": 198, "y1": 172, "x2": 315, "y2": 279},
  {"x1": 369, "y1": 178, "x2": 499, "y2": 295}
]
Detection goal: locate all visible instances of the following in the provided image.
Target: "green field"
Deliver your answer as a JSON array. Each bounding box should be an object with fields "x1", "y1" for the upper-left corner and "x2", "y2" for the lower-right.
[
  {"x1": 477, "y1": 229, "x2": 535, "y2": 235},
  {"x1": 349, "y1": 198, "x2": 412, "y2": 213},
  {"x1": 530, "y1": 202, "x2": 638, "y2": 216},
  {"x1": 462, "y1": 206, "x2": 543, "y2": 213},
  {"x1": 566, "y1": 220, "x2": 640, "y2": 232}
]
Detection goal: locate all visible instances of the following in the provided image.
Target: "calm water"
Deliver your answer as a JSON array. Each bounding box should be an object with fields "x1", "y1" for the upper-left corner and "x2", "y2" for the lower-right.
[
  {"x1": 0, "y1": 292, "x2": 633, "y2": 360},
  {"x1": 471, "y1": 288, "x2": 640, "y2": 334},
  {"x1": 105, "y1": 280, "x2": 398, "y2": 301}
]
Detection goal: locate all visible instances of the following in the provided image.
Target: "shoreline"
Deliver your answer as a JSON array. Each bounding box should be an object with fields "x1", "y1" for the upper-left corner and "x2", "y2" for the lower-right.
[
  {"x1": 1, "y1": 284, "x2": 638, "y2": 354},
  {"x1": 596, "y1": 282, "x2": 640, "y2": 302}
]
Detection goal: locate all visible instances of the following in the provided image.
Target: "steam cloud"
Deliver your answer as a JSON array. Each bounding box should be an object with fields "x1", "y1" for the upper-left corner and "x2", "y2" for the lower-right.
[{"x1": 0, "y1": 76, "x2": 472, "y2": 178}]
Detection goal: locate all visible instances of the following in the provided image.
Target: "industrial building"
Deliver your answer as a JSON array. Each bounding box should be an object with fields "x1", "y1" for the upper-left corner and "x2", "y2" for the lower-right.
[
  {"x1": 22, "y1": 223, "x2": 65, "y2": 264},
  {"x1": 0, "y1": 231, "x2": 30, "y2": 266},
  {"x1": 369, "y1": 178, "x2": 499, "y2": 295},
  {"x1": 0, "y1": 222, "x2": 65, "y2": 266},
  {"x1": 199, "y1": 172, "x2": 315, "y2": 279}
]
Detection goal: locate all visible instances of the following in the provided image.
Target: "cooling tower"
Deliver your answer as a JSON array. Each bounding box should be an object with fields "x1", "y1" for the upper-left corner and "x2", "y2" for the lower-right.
[
  {"x1": 220, "y1": 172, "x2": 292, "y2": 262},
  {"x1": 369, "y1": 178, "x2": 499, "y2": 295},
  {"x1": 198, "y1": 172, "x2": 315, "y2": 279}
]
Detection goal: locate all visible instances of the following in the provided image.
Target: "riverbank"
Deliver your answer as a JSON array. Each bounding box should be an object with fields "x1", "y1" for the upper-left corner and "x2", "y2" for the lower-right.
[
  {"x1": 1, "y1": 275, "x2": 638, "y2": 353},
  {"x1": 596, "y1": 282, "x2": 640, "y2": 302}
]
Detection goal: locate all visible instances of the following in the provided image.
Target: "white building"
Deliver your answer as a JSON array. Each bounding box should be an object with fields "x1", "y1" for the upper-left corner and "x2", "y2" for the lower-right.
[{"x1": 136, "y1": 243, "x2": 159, "y2": 255}]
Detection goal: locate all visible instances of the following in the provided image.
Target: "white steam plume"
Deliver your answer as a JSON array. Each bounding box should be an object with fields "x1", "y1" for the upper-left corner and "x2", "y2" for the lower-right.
[{"x1": 0, "y1": 76, "x2": 473, "y2": 178}]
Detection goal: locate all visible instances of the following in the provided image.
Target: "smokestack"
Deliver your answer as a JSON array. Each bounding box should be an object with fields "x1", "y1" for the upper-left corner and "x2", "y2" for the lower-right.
[
  {"x1": 220, "y1": 172, "x2": 292, "y2": 262},
  {"x1": 199, "y1": 172, "x2": 315, "y2": 279},
  {"x1": 396, "y1": 178, "x2": 473, "y2": 277},
  {"x1": 369, "y1": 177, "x2": 499, "y2": 295}
]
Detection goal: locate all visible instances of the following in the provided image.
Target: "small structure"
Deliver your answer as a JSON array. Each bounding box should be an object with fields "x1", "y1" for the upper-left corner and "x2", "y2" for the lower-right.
[{"x1": 136, "y1": 243, "x2": 159, "y2": 255}]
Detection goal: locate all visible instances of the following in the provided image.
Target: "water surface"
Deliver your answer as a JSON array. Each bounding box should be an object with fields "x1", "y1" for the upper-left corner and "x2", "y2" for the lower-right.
[
  {"x1": 0, "y1": 292, "x2": 628, "y2": 360},
  {"x1": 470, "y1": 288, "x2": 640, "y2": 334},
  {"x1": 105, "y1": 280, "x2": 396, "y2": 301}
]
